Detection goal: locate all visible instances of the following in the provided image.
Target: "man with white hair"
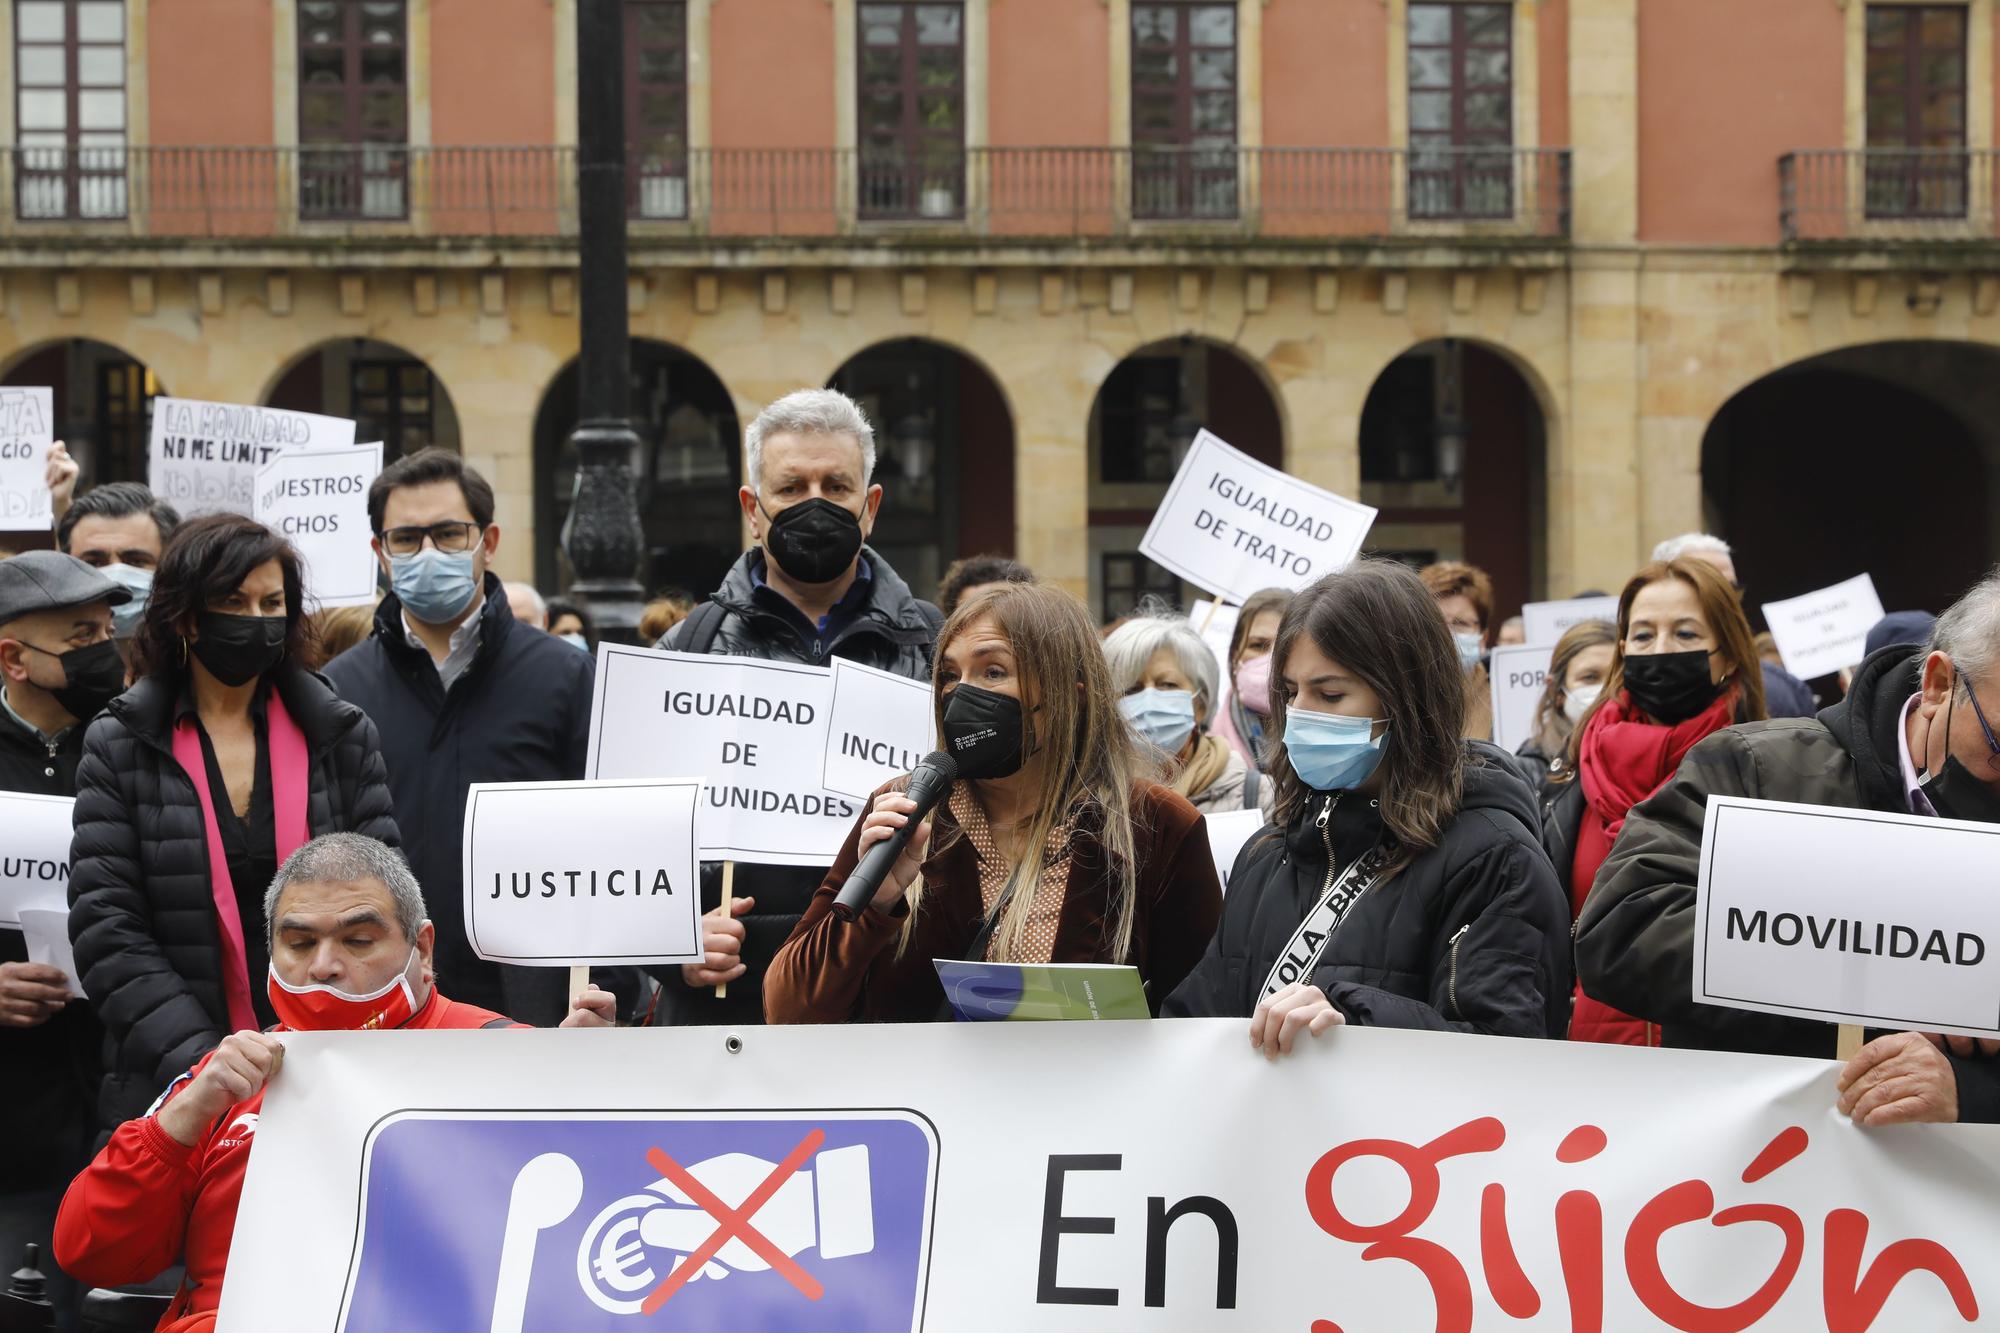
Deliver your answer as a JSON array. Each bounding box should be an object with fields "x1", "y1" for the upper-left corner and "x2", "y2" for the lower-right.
[
  {"x1": 658, "y1": 388, "x2": 943, "y2": 1026},
  {"x1": 1578, "y1": 572, "x2": 2000, "y2": 1126},
  {"x1": 1651, "y1": 531, "x2": 1816, "y2": 718},
  {"x1": 503, "y1": 580, "x2": 547, "y2": 630},
  {"x1": 53, "y1": 833, "x2": 615, "y2": 1328}
]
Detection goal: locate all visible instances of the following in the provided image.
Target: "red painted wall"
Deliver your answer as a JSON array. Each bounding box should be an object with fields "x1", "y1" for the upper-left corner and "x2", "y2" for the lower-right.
[
  {"x1": 989, "y1": 0, "x2": 1109, "y2": 145},
  {"x1": 430, "y1": 0, "x2": 555, "y2": 145},
  {"x1": 1638, "y1": 0, "x2": 1844, "y2": 243},
  {"x1": 1539, "y1": 0, "x2": 1568, "y2": 150},
  {"x1": 1264, "y1": 0, "x2": 1388, "y2": 146},
  {"x1": 147, "y1": 0, "x2": 272, "y2": 145},
  {"x1": 710, "y1": 0, "x2": 835, "y2": 148}
]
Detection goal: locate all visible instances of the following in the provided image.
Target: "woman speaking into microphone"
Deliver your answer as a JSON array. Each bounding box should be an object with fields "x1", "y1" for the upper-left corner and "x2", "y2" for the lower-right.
[{"x1": 763, "y1": 582, "x2": 1223, "y2": 1023}]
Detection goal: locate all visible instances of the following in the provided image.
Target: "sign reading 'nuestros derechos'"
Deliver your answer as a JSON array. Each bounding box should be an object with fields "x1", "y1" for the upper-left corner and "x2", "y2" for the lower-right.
[
  {"x1": 1694, "y1": 795, "x2": 2000, "y2": 1037},
  {"x1": 462, "y1": 779, "x2": 703, "y2": 966},
  {"x1": 586, "y1": 645, "x2": 859, "y2": 867},
  {"x1": 148, "y1": 396, "x2": 357, "y2": 517},
  {"x1": 1140, "y1": 431, "x2": 1376, "y2": 604},
  {"x1": 254, "y1": 443, "x2": 383, "y2": 609}
]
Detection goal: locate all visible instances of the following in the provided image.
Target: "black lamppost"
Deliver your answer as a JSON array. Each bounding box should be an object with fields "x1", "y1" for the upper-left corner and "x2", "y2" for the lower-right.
[{"x1": 560, "y1": 0, "x2": 646, "y2": 638}]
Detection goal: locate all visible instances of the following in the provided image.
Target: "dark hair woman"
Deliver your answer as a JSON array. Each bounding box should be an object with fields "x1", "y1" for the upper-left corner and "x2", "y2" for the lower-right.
[
  {"x1": 69, "y1": 514, "x2": 400, "y2": 1129},
  {"x1": 1544, "y1": 557, "x2": 1766, "y2": 1046},
  {"x1": 1511, "y1": 619, "x2": 1618, "y2": 798},
  {"x1": 1164, "y1": 559, "x2": 1570, "y2": 1051},
  {"x1": 1211, "y1": 586, "x2": 1292, "y2": 769},
  {"x1": 763, "y1": 581, "x2": 1223, "y2": 1022}
]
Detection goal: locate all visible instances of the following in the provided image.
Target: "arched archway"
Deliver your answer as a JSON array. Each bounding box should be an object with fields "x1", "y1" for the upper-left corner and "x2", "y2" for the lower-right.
[
  {"x1": 533, "y1": 340, "x2": 741, "y2": 597},
  {"x1": 1085, "y1": 336, "x2": 1282, "y2": 620},
  {"x1": 1702, "y1": 340, "x2": 2000, "y2": 619},
  {"x1": 1357, "y1": 338, "x2": 1548, "y2": 620},
  {"x1": 265, "y1": 338, "x2": 462, "y2": 459},
  {"x1": 827, "y1": 337, "x2": 1016, "y2": 602},
  {"x1": 1, "y1": 338, "x2": 166, "y2": 492}
]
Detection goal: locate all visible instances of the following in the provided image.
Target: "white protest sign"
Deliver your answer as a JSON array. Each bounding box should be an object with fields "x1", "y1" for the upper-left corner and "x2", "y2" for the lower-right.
[
  {"x1": 586, "y1": 645, "x2": 859, "y2": 867},
  {"x1": 1694, "y1": 795, "x2": 2000, "y2": 1037},
  {"x1": 0, "y1": 791, "x2": 74, "y2": 929},
  {"x1": 0, "y1": 387, "x2": 55, "y2": 529},
  {"x1": 1205, "y1": 808, "x2": 1265, "y2": 889},
  {"x1": 18, "y1": 905, "x2": 84, "y2": 998},
  {"x1": 224, "y1": 1022, "x2": 2000, "y2": 1332},
  {"x1": 461, "y1": 779, "x2": 703, "y2": 967},
  {"x1": 1188, "y1": 598, "x2": 1239, "y2": 683},
  {"x1": 820, "y1": 657, "x2": 935, "y2": 801},
  {"x1": 1488, "y1": 643, "x2": 1556, "y2": 753},
  {"x1": 1140, "y1": 430, "x2": 1376, "y2": 605},
  {"x1": 1763, "y1": 573, "x2": 1886, "y2": 681},
  {"x1": 254, "y1": 443, "x2": 383, "y2": 609},
  {"x1": 1520, "y1": 595, "x2": 1619, "y2": 648},
  {"x1": 148, "y1": 396, "x2": 356, "y2": 517}
]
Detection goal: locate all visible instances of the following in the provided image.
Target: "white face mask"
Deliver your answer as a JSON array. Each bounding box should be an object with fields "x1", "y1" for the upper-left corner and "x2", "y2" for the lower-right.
[{"x1": 1562, "y1": 683, "x2": 1603, "y2": 726}]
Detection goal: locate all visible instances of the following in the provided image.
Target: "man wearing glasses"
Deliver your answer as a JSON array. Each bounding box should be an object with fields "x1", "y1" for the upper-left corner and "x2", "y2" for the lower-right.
[
  {"x1": 321, "y1": 449, "x2": 601, "y2": 1026},
  {"x1": 1576, "y1": 573, "x2": 2000, "y2": 1126}
]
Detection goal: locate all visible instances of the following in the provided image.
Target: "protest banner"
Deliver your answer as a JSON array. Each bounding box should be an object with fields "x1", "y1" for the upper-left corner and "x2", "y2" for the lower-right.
[
  {"x1": 1520, "y1": 595, "x2": 1620, "y2": 648},
  {"x1": 223, "y1": 1021, "x2": 1999, "y2": 1332},
  {"x1": 462, "y1": 779, "x2": 703, "y2": 967},
  {"x1": 1204, "y1": 808, "x2": 1265, "y2": 889},
  {"x1": 0, "y1": 791, "x2": 75, "y2": 929},
  {"x1": 253, "y1": 443, "x2": 383, "y2": 608},
  {"x1": 1140, "y1": 430, "x2": 1376, "y2": 605},
  {"x1": 1762, "y1": 574, "x2": 1886, "y2": 681},
  {"x1": 0, "y1": 387, "x2": 55, "y2": 529},
  {"x1": 820, "y1": 657, "x2": 936, "y2": 801},
  {"x1": 148, "y1": 396, "x2": 356, "y2": 517},
  {"x1": 1488, "y1": 643, "x2": 1556, "y2": 753},
  {"x1": 586, "y1": 645, "x2": 857, "y2": 867},
  {"x1": 1695, "y1": 795, "x2": 2000, "y2": 1038}
]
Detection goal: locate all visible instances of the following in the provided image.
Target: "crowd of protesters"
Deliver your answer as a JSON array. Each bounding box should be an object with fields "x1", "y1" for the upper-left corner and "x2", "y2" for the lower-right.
[{"x1": 1, "y1": 385, "x2": 1991, "y2": 1330}]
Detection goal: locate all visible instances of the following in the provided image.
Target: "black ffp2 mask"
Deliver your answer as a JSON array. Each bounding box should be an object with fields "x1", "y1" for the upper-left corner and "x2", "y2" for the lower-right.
[
  {"x1": 191, "y1": 612, "x2": 287, "y2": 687},
  {"x1": 23, "y1": 638, "x2": 126, "y2": 723},
  {"x1": 762, "y1": 497, "x2": 865, "y2": 585},
  {"x1": 1622, "y1": 649, "x2": 1724, "y2": 726},
  {"x1": 942, "y1": 683, "x2": 1026, "y2": 779}
]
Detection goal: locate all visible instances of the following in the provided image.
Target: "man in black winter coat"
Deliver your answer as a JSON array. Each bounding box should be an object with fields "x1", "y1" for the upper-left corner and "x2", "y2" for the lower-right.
[
  {"x1": 322, "y1": 450, "x2": 596, "y2": 1026},
  {"x1": 0, "y1": 552, "x2": 128, "y2": 1327},
  {"x1": 656, "y1": 388, "x2": 942, "y2": 1027}
]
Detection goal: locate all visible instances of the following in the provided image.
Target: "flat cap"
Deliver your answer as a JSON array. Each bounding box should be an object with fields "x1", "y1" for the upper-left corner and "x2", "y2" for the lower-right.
[{"x1": 0, "y1": 550, "x2": 130, "y2": 627}]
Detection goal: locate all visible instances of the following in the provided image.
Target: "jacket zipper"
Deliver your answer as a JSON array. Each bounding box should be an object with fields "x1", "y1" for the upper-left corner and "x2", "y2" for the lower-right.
[
  {"x1": 1315, "y1": 794, "x2": 1338, "y2": 893},
  {"x1": 1447, "y1": 924, "x2": 1471, "y2": 1019}
]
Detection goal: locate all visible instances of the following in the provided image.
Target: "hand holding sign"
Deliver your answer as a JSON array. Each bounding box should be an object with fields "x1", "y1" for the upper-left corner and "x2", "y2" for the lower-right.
[{"x1": 1140, "y1": 431, "x2": 1376, "y2": 604}]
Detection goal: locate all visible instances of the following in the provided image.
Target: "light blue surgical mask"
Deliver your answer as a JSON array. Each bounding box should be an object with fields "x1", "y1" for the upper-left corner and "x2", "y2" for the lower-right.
[
  {"x1": 1454, "y1": 630, "x2": 1485, "y2": 673},
  {"x1": 390, "y1": 547, "x2": 480, "y2": 625},
  {"x1": 1119, "y1": 687, "x2": 1198, "y2": 755},
  {"x1": 100, "y1": 563, "x2": 153, "y2": 639},
  {"x1": 1284, "y1": 707, "x2": 1389, "y2": 792},
  {"x1": 558, "y1": 632, "x2": 590, "y2": 654}
]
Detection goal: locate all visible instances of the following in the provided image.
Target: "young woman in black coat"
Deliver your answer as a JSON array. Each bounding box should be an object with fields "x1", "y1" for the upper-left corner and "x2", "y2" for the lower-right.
[
  {"x1": 69, "y1": 514, "x2": 399, "y2": 1128},
  {"x1": 1164, "y1": 559, "x2": 1571, "y2": 1050}
]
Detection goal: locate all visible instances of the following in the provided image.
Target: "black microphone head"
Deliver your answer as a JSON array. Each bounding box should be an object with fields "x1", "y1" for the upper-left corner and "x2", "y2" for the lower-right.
[{"x1": 917, "y1": 750, "x2": 959, "y2": 783}]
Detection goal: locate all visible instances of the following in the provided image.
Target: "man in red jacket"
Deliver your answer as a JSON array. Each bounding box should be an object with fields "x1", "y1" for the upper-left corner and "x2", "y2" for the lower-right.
[{"x1": 52, "y1": 832, "x2": 615, "y2": 1331}]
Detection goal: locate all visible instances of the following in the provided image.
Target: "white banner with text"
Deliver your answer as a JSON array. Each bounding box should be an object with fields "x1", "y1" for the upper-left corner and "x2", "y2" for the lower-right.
[{"x1": 148, "y1": 396, "x2": 357, "y2": 517}]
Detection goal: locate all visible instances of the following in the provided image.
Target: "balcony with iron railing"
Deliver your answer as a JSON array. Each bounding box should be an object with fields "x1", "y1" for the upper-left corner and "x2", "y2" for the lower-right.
[
  {"x1": 0, "y1": 144, "x2": 1571, "y2": 252},
  {"x1": 1781, "y1": 149, "x2": 2000, "y2": 248}
]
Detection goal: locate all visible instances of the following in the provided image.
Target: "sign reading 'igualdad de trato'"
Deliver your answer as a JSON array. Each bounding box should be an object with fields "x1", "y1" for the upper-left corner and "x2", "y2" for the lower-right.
[{"x1": 1695, "y1": 795, "x2": 2000, "y2": 1037}]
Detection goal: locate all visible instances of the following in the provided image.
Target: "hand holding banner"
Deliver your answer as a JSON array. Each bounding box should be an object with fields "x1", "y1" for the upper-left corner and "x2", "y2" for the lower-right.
[
  {"x1": 1140, "y1": 431, "x2": 1376, "y2": 605},
  {"x1": 462, "y1": 778, "x2": 703, "y2": 966}
]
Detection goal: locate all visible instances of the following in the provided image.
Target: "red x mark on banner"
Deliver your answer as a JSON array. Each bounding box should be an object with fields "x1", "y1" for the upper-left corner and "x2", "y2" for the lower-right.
[{"x1": 639, "y1": 1127, "x2": 828, "y2": 1315}]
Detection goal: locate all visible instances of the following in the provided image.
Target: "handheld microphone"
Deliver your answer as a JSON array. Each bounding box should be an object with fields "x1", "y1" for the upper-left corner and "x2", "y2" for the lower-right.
[{"x1": 832, "y1": 750, "x2": 959, "y2": 922}]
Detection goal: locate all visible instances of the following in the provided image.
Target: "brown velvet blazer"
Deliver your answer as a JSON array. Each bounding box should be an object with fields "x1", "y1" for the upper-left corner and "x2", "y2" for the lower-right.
[{"x1": 763, "y1": 779, "x2": 1223, "y2": 1024}]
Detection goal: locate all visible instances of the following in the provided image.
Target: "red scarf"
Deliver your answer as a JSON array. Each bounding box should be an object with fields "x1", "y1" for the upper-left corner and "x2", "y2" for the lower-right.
[{"x1": 1578, "y1": 686, "x2": 1740, "y2": 842}]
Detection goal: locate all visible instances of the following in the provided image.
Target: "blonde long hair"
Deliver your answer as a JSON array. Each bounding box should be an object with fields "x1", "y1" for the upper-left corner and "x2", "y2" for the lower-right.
[{"x1": 905, "y1": 582, "x2": 1154, "y2": 964}]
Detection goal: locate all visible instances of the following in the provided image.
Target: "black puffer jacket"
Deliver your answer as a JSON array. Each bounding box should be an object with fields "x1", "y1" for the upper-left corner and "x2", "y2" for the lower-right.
[
  {"x1": 655, "y1": 546, "x2": 940, "y2": 1026},
  {"x1": 1165, "y1": 745, "x2": 1571, "y2": 1037},
  {"x1": 69, "y1": 666, "x2": 399, "y2": 1129}
]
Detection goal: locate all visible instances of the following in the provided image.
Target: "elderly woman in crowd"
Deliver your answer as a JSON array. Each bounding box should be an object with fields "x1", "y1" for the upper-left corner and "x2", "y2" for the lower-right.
[{"x1": 1102, "y1": 611, "x2": 1269, "y2": 815}]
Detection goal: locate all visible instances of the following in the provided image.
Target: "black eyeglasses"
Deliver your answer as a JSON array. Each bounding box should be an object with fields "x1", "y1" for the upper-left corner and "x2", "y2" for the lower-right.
[
  {"x1": 379, "y1": 521, "x2": 484, "y2": 557},
  {"x1": 1953, "y1": 660, "x2": 2000, "y2": 771}
]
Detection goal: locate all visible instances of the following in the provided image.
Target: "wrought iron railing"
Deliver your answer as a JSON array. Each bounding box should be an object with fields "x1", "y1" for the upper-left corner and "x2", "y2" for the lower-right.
[
  {"x1": 1781, "y1": 149, "x2": 2000, "y2": 242},
  {"x1": 0, "y1": 144, "x2": 1572, "y2": 242}
]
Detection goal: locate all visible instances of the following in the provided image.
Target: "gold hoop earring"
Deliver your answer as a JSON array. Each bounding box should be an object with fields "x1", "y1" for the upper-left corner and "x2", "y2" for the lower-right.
[{"x1": 179, "y1": 636, "x2": 189, "y2": 667}]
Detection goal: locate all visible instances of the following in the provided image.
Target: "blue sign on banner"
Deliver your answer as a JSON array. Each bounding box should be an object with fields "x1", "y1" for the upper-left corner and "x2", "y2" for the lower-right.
[{"x1": 338, "y1": 1112, "x2": 939, "y2": 1332}]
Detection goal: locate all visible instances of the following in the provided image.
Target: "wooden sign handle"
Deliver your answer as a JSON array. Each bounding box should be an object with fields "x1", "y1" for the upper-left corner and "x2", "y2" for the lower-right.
[
  {"x1": 1197, "y1": 600, "x2": 1221, "y2": 634},
  {"x1": 716, "y1": 860, "x2": 736, "y2": 999},
  {"x1": 1836, "y1": 1023, "x2": 1864, "y2": 1062},
  {"x1": 568, "y1": 964, "x2": 589, "y2": 1009}
]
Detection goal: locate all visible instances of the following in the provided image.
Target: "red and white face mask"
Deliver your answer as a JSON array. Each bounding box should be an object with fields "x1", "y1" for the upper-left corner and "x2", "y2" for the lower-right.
[{"x1": 267, "y1": 943, "x2": 425, "y2": 1032}]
